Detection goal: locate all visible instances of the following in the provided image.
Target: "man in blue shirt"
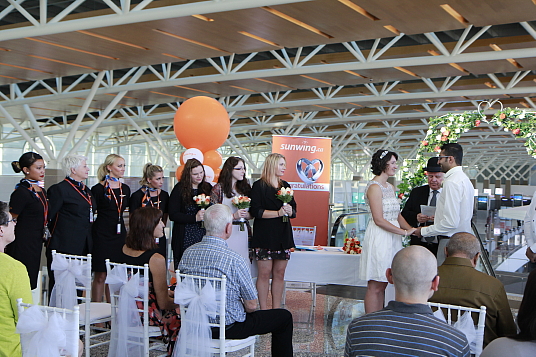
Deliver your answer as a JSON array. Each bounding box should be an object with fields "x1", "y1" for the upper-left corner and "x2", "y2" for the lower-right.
[
  {"x1": 345, "y1": 246, "x2": 470, "y2": 357},
  {"x1": 179, "y1": 204, "x2": 293, "y2": 357}
]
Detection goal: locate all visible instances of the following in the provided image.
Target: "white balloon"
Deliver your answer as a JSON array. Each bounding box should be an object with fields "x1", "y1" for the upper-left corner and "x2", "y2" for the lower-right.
[
  {"x1": 182, "y1": 148, "x2": 204, "y2": 164},
  {"x1": 203, "y1": 165, "x2": 215, "y2": 183}
]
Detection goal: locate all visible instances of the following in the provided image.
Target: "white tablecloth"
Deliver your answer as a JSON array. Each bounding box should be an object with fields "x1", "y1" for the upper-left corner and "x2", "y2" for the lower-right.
[{"x1": 285, "y1": 248, "x2": 367, "y2": 287}]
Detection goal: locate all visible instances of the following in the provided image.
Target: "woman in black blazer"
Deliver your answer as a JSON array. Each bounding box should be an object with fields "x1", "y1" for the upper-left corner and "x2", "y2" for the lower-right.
[
  {"x1": 250, "y1": 153, "x2": 297, "y2": 310},
  {"x1": 47, "y1": 154, "x2": 96, "y2": 292}
]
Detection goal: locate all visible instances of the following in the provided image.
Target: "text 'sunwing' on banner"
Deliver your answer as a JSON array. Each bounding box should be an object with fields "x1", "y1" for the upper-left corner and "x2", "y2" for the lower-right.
[{"x1": 272, "y1": 135, "x2": 331, "y2": 245}]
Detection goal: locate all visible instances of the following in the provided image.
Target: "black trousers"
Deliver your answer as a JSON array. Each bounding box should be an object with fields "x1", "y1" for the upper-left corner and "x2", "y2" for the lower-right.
[
  {"x1": 410, "y1": 235, "x2": 439, "y2": 257},
  {"x1": 211, "y1": 308, "x2": 293, "y2": 357}
]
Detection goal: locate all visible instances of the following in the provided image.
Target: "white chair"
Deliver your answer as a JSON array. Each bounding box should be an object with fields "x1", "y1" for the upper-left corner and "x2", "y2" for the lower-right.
[
  {"x1": 176, "y1": 270, "x2": 256, "y2": 357},
  {"x1": 17, "y1": 298, "x2": 80, "y2": 357},
  {"x1": 105, "y1": 259, "x2": 166, "y2": 357},
  {"x1": 429, "y1": 302, "x2": 487, "y2": 357},
  {"x1": 31, "y1": 270, "x2": 42, "y2": 305},
  {"x1": 51, "y1": 251, "x2": 111, "y2": 357}
]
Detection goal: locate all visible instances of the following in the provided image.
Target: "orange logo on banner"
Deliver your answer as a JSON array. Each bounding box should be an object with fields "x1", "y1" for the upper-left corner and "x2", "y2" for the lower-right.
[{"x1": 272, "y1": 135, "x2": 331, "y2": 245}]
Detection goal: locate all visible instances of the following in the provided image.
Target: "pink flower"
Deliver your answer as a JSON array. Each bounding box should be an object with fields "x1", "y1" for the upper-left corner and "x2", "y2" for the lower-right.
[
  {"x1": 512, "y1": 128, "x2": 521, "y2": 135},
  {"x1": 475, "y1": 120, "x2": 481, "y2": 127},
  {"x1": 434, "y1": 146, "x2": 441, "y2": 152},
  {"x1": 499, "y1": 113, "x2": 506, "y2": 120},
  {"x1": 422, "y1": 140, "x2": 429, "y2": 146},
  {"x1": 398, "y1": 193, "x2": 404, "y2": 199}
]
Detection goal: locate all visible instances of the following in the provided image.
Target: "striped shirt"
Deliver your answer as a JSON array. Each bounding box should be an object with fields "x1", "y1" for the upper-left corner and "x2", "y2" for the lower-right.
[
  {"x1": 178, "y1": 235, "x2": 257, "y2": 325},
  {"x1": 345, "y1": 301, "x2": 470, "y2": 357}
]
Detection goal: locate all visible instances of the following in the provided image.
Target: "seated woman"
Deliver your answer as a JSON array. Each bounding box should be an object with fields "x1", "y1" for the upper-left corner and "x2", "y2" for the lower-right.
[
  {"x1": 0, "y1": 200, "x2": 32, "y2": 357},
  {"x1": 481, "y1": 268, "x2": 536, "y2": 356},
  {"x1": 116, "y1": 206, "x2": 180, "y2": 356}
]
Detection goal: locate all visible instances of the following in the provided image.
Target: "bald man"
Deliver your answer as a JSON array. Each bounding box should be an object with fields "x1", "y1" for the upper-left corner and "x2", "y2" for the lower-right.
[
  {"x1": 345, "y1": 246, "x2": 469, "y2": 357},
  {"x1": 430, "y1": 232, "x2": 516, "y2": 347}
]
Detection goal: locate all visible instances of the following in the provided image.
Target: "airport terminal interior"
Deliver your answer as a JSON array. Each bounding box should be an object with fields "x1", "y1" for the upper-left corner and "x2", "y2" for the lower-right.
[{"x1": 1, "y1": 0, "x2": 536, "y2": 355}]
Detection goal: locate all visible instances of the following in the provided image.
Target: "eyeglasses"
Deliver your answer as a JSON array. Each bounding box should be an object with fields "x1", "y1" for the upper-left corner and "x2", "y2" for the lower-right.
[
  {"x1": 437, "y1": 155, "x2": 452, "y2": 160},
  {"x1": 6, "y1": 218, "x2": 16, "y2": 224}
]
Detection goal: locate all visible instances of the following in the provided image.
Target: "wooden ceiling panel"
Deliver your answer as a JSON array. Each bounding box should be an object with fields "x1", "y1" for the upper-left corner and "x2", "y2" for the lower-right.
[
  {"x1": 351, "y1": 0, "x2": 465, "y2": 35},
  {"x1": 445, "y1": 0, "x2": 536, "y2": 27}
]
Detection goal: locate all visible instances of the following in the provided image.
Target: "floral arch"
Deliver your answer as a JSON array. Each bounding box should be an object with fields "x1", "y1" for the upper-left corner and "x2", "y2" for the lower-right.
[{"x1": 397, "y1": 106, "x2": 536, "y2": 202}]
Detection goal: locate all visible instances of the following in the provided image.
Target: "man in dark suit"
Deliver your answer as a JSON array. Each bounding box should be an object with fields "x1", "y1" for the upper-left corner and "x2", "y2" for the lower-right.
[{"x1": 401, "y1": 157, "x2": 444, "y2": 256}]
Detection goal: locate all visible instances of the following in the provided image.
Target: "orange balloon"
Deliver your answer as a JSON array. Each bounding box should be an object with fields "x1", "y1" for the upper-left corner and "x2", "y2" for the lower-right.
[
  {"x1": 203, "y1": 150, "x2": 222, "y2": 169},
  {"x1": 174, "y1": 96, "x2": 230, "y2": 152},
  {"x1": 213, "y1": 168, "x2": 221, "y2": 183},
  {"x1": 175, "y1": 166, "x2": 184, "y2": 181}
]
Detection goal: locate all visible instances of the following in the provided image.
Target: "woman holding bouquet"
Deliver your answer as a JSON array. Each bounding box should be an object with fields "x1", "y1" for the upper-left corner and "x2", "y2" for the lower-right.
[
  {"x1": 169, "y1": 158, "x2": 212, "y2": 268},
  {"x1": 210, "y1": 157, "x2": 252, "y2": 263},
  {"x1": 250, "y1": 153, "x2": 296, "y2": 310},
  {"x1": 360, "y1": 149, "x2": 416, "y2": 313}
]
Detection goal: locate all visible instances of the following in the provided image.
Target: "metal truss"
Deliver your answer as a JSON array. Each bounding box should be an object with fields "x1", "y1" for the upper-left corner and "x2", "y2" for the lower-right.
[{"x1": 0, "y1": 0, "x2": 308, "y2": 41}]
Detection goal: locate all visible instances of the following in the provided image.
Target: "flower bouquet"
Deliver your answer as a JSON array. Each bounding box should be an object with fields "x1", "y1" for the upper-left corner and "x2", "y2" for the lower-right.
[
  {"x1": 276, "y1": 187, "x2": 294, "y2": 222},
  {"x1": 342, "y1": 237, "x2": 362, "y2": 254},
  {"x1": 231, "y1": 195, "x2": 251, "y2": 231},
  {"x1": 193, "y1": 193, "x2": 210, "y2": 228}
]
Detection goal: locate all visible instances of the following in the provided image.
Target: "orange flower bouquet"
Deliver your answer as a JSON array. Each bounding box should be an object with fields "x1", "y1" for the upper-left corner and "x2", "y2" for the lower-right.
[
  {"x1": 275, "y1": 187, "x2": 294, "y2": 222},
  {"x1": 193, "y1": 193, "x2": 210, "y2": 228},
  {"x1": 231, "y1": 195, "x2": 251, "y2": 231}
]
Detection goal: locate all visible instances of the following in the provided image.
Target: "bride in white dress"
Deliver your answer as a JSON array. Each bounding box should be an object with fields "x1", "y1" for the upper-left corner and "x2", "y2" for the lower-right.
[{"x1": 360, "y1": 149, "x2": 416, "y2": 313}]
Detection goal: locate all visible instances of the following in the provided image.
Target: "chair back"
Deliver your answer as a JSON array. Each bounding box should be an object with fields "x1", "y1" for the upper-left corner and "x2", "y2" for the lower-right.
[
  {"x1": 50, "y1": 250, "x2": 92, "y2": 310},
  {"x1": 429, "y1": 302, "x2": 487, "y2": 357},
  {"x1": 105, "y1": 259, "x2": 150, "y2": 357},
  {"x1": 16, "y1": 298, "x2": 79, "y2": 357},
  {"x1": 175, "y1": 270, "x2": 226, "y2": 356}
]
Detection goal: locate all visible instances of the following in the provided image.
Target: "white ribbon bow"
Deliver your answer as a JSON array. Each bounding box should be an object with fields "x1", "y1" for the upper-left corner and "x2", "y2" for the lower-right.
[
  {"x1": 16, "y1": 305, "x2": 69, "y2": 357},
  {"x1": 50, "y1": 255, "x2": 91, "y2": 310},
  {"x1": 174, "y1": 277, "x2": 219, "y2": 357},
  {"x1": 106, "y1": 265, "x2": 146, "y2": 357}
]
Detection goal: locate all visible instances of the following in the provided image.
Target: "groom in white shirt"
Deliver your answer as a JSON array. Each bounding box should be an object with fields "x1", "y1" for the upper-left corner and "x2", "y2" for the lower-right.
[{"x1": 414, "y1": 143, "x2": 474, "y2": 265}]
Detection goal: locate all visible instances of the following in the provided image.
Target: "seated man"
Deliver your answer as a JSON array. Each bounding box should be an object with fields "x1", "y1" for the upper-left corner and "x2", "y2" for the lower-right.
[
  {"x1": 179, "y1": 204, "x2": 293, "y2": 357},
  {"x1": 345, "y1": 246, "x2": 469, "y2": 357},
  {"x1": 430, "y1": 232, "x2": 516, "y2": 347}
]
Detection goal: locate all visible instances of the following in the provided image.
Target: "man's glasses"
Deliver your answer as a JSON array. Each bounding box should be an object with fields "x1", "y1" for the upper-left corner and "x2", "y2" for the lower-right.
[
  {"x1": 6, "y1": 218, "x2": 17, "y2": 224},
  {"x1": 437, "y1": 155, "x2": 452, "y2": 160}
]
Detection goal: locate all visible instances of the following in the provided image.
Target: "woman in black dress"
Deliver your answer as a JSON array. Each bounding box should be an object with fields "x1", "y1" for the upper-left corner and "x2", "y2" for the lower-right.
[
  {"x1": 91, "y1": 154, "x2": 130, "y2": 303},
  {"x1": 130, "y1": 163, "x2": 169, "y2": 258},
  {"x1": 7, "y1": 152, "x2": 47, "y2": 289},
  {"x1": 250, "y1": 153, "x2": 297, "y2": 310},
  {"x1": 169, "y1": 158, "x2": 211, "y2": 268},
  {"x1": 114, "y1": 206, "x2": 180, "y2": 356},
  {"x1": 47, "y1": 154, "x2": 96, "y2": 292}
]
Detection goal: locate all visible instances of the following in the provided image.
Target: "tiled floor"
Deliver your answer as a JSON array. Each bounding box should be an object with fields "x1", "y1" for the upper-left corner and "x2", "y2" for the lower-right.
[{"x1": 88, "y1": 286, "x2": 365, "y2": 356}]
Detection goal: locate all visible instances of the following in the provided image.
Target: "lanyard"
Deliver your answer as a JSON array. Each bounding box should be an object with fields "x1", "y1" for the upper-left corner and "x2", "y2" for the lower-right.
[
  {"x1": 64, "y1": 178, "x2": 94, "y2": 222},
  {"x1": 105, "y1": 181, "x2": 124, "y2": 233},
  {"x1": 141, "y1": 188, "x2": 160, "y2": 210},
  {"x1": 27, "y1": 185, "x2": 48, "y2": 229}
]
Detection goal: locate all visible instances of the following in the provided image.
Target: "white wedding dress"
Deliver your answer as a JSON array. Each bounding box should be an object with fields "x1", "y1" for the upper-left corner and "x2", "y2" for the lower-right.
[{"x1": 359, "y1": 180, "x2": 403, "y2": 282}]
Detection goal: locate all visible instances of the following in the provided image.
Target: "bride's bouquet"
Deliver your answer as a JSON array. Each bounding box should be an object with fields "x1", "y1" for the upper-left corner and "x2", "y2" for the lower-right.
[
  {"x1": 193, "y1": 194, "x2": 210, "y2": 228},
  {"x1": 276, "y1": 187, "x2": 294, "y2": 222},
  {"x1": 231, "y1": 195, "x2": 251, "y2": 231}
]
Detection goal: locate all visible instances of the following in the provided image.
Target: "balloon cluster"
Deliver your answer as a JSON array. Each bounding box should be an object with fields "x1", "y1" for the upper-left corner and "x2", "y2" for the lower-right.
[{"x1": 173, "y1": 96, "x2": 230, "y2": 183}]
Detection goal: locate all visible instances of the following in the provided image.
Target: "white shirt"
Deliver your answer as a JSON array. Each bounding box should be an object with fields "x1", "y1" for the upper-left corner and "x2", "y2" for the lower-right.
[
  {"x1": 428, "y1": 187, "x2": 442, "y2": 206},
  {"x1": 421, "y1": 166, "x2": 474, "y2": 237}
]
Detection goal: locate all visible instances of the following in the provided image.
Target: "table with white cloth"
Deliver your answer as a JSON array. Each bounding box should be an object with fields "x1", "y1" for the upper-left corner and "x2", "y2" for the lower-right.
[{"x1": 285, "y1": 247, "x2": 367, "y2": 287}]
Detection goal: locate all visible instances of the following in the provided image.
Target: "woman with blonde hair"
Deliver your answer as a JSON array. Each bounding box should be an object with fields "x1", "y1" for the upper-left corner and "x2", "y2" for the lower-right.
[
  {"x1": 130, "y1": 163, "x2": 169, "y2": 258},
  {"x1": 250, "y1": 153, "x2": 297, "y2": 310},
  {"x1": 91, "y1": 154, "x2": 131, "y2": 303}
]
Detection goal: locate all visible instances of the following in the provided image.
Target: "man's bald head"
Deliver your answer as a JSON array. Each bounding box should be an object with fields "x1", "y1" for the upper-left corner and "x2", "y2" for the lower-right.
[
  {"x1": 390, "y1": 246, "x2": 438, "y2": 297},
  {"x1": 446, "y1": 232, "x2": 480, "y2": 260}
]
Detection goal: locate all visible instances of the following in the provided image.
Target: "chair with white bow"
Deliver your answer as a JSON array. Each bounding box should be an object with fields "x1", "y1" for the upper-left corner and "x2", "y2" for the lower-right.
[
  {"x1": 429, "y1": 302, "x2": 486, "y2": 357},
  {"x1": 16, "y1": 298, "x2": 80, "y2": 357},
  {"x1": 105, "y1": 260, "x2": 167, "y2": 357},
  {"x1": 50, "y1": 251, "x2": 111, "y2": 357},
  {"x1": 175, "y1": 270, "x2": 256, "y2": 357}
]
